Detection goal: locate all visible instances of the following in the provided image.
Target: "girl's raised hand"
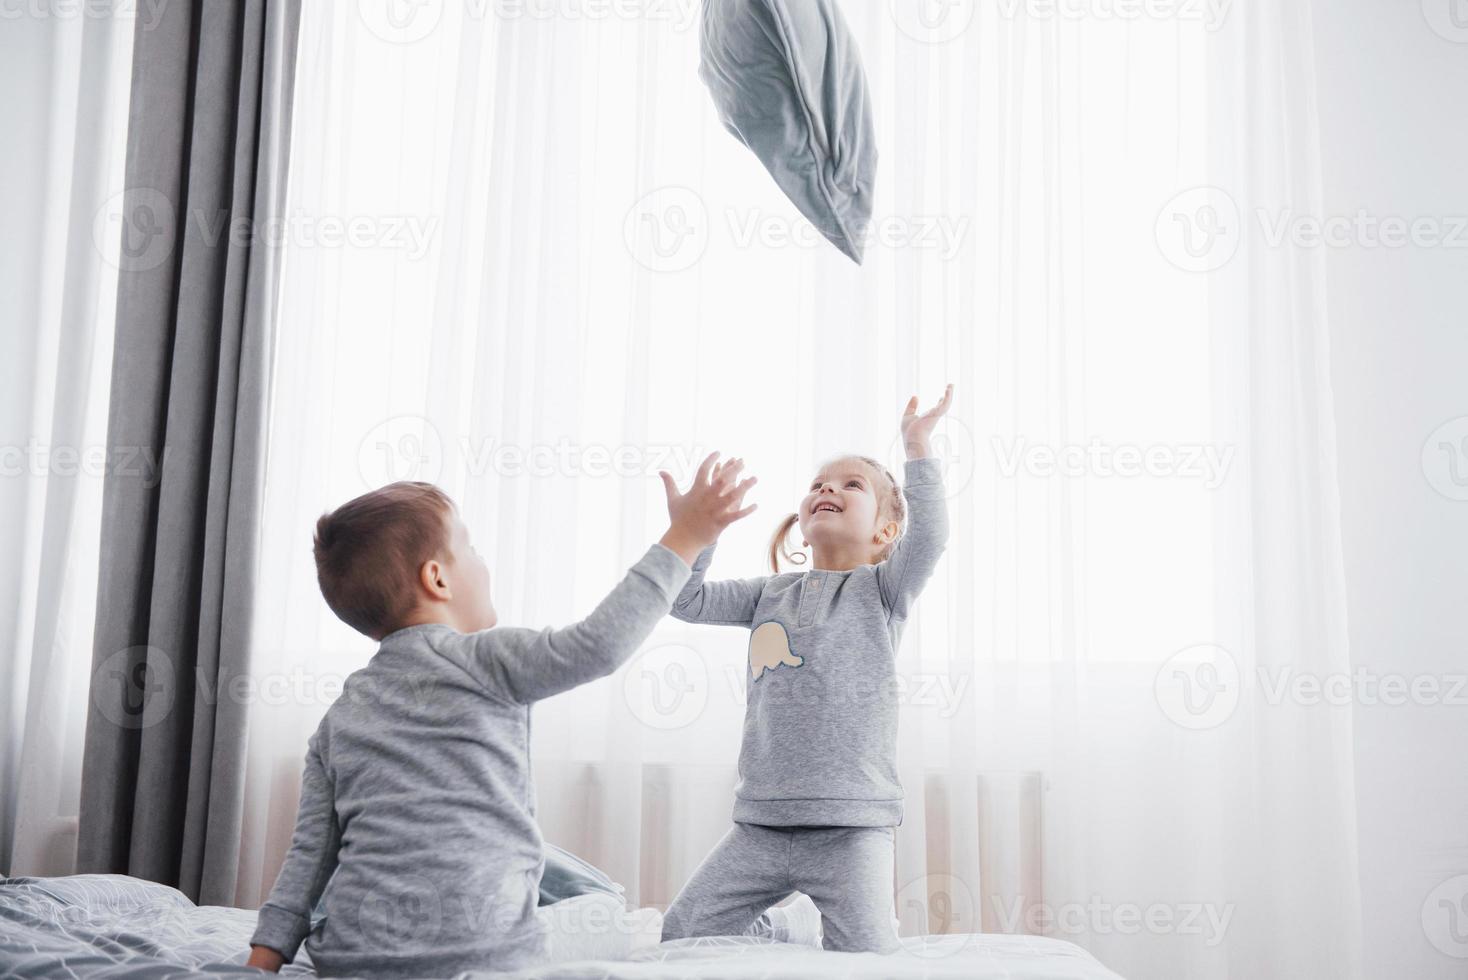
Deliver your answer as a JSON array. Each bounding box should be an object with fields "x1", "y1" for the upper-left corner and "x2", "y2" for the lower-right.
[{"x1": 900, "y1": 384, "x2": 955, "y2": 460}]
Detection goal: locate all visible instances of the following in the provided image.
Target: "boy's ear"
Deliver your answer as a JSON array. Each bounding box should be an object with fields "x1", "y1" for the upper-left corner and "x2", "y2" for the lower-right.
[{"x1": 419, "y1": 558, "x2": 451, "y2": 600}]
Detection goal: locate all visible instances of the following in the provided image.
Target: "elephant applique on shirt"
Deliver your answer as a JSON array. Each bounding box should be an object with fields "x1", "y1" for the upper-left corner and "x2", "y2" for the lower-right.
[{"x1": 749, "y1": 621, "x2": 804, "y2": 681}]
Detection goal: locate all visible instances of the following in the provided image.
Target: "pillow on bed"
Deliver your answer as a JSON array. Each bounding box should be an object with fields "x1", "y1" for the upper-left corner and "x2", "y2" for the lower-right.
[
  {"x1": 700, "y1": 0, "x2": 877, "y2": 263},
  {"x1": 538, "y1": 842, "x2": 625, "y2": 905},
  {"x1": 541, "y1": 893, "x2": 663, "y2": 964},
  {"x1": 0, "y1": 874, "x2": 194, "y2": 914}
]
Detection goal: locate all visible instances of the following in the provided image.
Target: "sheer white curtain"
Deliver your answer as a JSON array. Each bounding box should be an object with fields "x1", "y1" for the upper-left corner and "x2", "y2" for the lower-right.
[
  {"x1": 243, "y1": 3, "x2": 1360, "y2": 978},
  {"x1": 0, "y1": 4, "x2": 134, "y2": 876}
]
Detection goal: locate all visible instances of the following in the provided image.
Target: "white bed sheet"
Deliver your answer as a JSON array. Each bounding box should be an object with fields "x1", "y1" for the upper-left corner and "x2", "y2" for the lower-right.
[
  {"x1": 498, "y1": 933, "x2": 1124, "y2": 980},
  {"x1": 0, "y1": 874, "x2": 1126, "y2": 980}
]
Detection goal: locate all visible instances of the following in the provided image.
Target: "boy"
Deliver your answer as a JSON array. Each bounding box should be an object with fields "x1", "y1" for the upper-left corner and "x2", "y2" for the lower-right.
[{"x1": 246, "y1": 454, "x2": 756, "y2": 977}]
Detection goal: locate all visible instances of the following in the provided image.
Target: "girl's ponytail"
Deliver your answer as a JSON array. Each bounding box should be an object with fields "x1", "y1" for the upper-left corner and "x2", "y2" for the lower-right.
[{"x1": 767, "y1": 513, "x2": 805, "y2": 573}]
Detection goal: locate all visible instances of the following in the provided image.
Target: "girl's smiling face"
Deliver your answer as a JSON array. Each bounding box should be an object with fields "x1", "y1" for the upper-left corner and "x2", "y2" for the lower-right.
[{"x1": 797, "y1": 458, "x2": 899, "y2": 564}]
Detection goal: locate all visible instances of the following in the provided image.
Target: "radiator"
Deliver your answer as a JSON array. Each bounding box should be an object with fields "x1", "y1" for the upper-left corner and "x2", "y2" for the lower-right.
[{"x1": 533, "y1": 760, "x2": 1045, "y2": 936}]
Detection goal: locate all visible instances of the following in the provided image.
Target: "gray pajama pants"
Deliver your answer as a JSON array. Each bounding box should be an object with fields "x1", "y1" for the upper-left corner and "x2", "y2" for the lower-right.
[{"x1": 661, "y1": 823, "x2": 900, "y2": 953}]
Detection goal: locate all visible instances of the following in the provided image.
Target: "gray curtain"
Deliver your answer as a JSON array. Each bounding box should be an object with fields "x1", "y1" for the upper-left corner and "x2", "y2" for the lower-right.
[{"x1": 77, "y1": 0, "x2": 301, "y2": 906}]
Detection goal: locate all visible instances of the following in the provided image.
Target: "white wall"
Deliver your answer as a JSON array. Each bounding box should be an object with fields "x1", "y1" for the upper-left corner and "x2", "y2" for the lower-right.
[{"x1": 1313, "y1": 3, "x2": 1468, "y2": 978}]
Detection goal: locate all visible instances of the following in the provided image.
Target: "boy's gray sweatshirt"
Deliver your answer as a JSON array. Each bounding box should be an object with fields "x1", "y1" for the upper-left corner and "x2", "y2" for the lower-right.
[
  {"x1": 250, "y1": 544, "x2": 690, "y2": 979},
  {"x1": 672, "y1": 457, "x2": 948, "y2": 828}
]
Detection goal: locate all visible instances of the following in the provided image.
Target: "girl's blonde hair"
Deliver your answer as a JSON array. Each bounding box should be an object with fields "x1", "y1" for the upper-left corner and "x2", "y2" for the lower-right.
[{"x1": 767, "y1": 455, "x2": 906, "y2": 572}]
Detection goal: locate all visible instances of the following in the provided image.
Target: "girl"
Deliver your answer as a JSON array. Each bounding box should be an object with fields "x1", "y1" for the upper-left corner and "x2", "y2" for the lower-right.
[{"x1": 659, "y1": 385, "x2": 953, "y2": 953}]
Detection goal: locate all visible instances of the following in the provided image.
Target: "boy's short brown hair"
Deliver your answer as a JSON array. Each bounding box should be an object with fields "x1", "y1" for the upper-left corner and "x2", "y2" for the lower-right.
[{"x1": 313, "y1": 482, "x2": 456, "y2": 640}]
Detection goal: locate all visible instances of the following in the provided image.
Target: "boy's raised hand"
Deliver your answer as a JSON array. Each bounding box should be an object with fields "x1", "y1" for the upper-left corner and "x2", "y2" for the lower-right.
[
  {"x1": 659, "y1": 453, "x2": 758, "y2": 565},
  {"x1": 900, "y1": 384, "x2": 955, "y2": 460}
]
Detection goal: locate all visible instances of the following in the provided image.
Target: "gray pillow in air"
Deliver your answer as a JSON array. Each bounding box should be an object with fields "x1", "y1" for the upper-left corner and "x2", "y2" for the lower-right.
[{"x1": 700, "y1": 0, "x2": 877, "y2": 264}]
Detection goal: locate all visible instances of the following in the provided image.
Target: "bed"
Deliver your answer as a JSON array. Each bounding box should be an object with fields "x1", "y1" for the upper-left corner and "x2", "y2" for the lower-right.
[{"x1": 0, "y1": 874, "x2": 1125, "y2": 979}]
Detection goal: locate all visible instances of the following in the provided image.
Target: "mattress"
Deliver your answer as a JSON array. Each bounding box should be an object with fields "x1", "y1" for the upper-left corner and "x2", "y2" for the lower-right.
[{"x1": 0, "y1": 874, "x2": 1125, "y2": 979}]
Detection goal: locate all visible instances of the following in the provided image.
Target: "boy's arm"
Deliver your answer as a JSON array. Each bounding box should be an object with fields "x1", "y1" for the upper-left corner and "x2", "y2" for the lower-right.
[
  {"x1": 669, "y1": 545, "x2": 765, "y2": 627},
  {"x1": 249, "y1": 736, "x2": 340, "y2": 968},
  {"x1": 473, "y1": 542, "x2": 693, "y2": 703},
  {"x1": 472, "y1": 454, "x2": 757, "y2": 703},
  {"x1": 876, "y1": 457, "x2": 950, "y2": 621},
  {"x1": 473, "y1": 453, "x2": 756, "y2": 703}
]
